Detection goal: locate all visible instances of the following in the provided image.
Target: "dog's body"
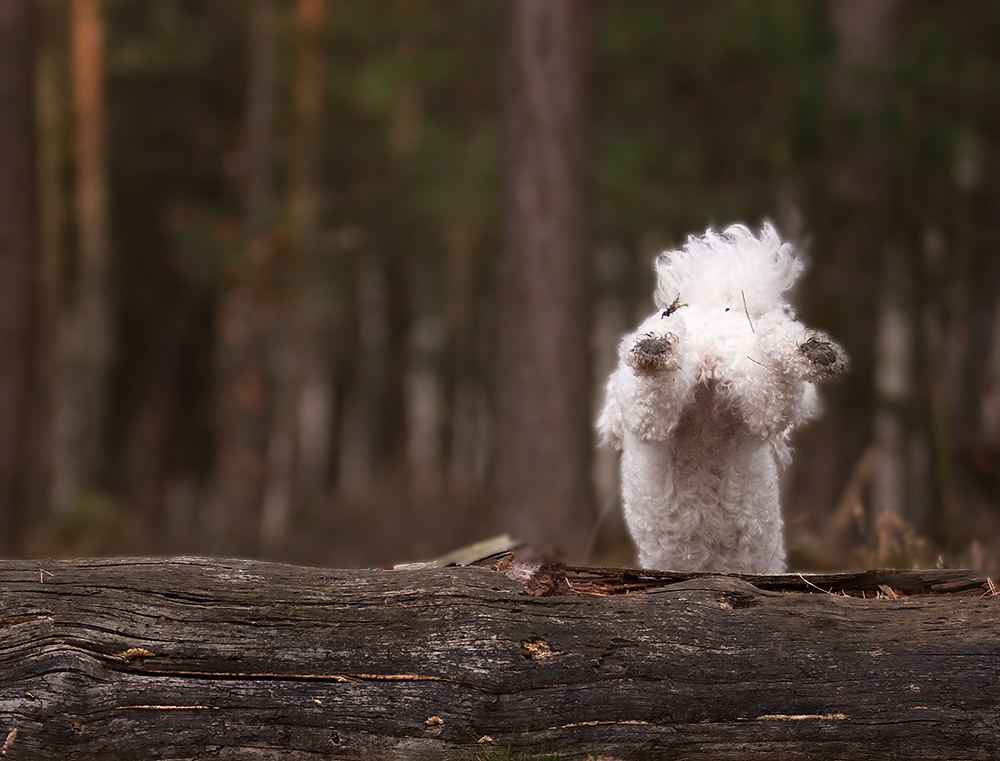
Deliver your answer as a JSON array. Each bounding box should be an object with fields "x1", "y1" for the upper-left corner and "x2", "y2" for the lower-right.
[{"x1": 598, "y1": 224, "x2": 846, "y2": 573}]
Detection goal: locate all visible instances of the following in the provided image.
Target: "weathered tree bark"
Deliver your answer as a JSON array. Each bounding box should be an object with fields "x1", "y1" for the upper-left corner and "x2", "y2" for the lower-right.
[
  {"x1": 492, "y1": 0, "x2": 596, "y2": 553},
  {"x1": 0, "y1": 556, "x2": 996, "y2": 760},
  {"x1": 0, "y1": 0, "x2": 39, "y2": 556}
]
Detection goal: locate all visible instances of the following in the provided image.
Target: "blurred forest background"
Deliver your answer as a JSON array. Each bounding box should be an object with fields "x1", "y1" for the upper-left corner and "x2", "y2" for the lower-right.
[{"x1": 2, "y1": 0, "x2": 1000, "y2": 570}]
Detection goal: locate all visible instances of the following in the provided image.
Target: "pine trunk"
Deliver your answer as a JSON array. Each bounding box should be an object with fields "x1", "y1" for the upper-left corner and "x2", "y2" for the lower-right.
[
  {"x1": 208, "y1": 0, "x2": 279, "y2": 555},
  {"x1": 0, "y1": 0, "x2": 39, "y2": 555},
  {"x1": 492, "y1": 0, "x2": 596, "y2": 553},
  {"x1": 261, "y1": 0, "x2": 329, "y2": 552},
  {"x1": 68, "y1": 0, "x2": 111, "y2": 492}
]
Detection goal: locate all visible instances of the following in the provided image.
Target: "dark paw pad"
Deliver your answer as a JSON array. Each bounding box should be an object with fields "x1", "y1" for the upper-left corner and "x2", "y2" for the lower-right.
[
  {"x1": 798, "y1": 337, "x2": 846, "y2": 378},
  {"x1": 630, "y1": 335, "x2": 674, "y2": 371},
  {"x1": 637, "y1": 337, "x2": 669, "y2": 357}
]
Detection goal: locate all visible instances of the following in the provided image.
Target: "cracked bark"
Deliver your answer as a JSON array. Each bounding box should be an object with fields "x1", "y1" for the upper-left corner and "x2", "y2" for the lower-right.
[{"x1": 0, "y1": 557, "x2": 997, "y2": 760}]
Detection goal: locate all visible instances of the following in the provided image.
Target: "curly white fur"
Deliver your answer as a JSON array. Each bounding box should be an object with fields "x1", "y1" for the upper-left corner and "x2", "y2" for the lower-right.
[{"x1": 598, "y1": 223, "x2": 846, "y2": 573}]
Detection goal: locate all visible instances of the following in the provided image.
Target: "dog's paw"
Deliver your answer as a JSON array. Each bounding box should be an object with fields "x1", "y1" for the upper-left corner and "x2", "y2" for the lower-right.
[
  {"x1": 626, "y1": 332, "x2": 678, "y2": 373},
  {"x1": 795, "y1": 334, "x2": 848, "y2": 380}
]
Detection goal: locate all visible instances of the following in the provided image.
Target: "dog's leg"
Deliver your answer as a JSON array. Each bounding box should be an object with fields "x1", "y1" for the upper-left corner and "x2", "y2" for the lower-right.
[
  {"x1": 598, "y1": 332, "x2": 682, "y2": 450},
  {"x1": 756, "y1": 322, "x2": 848, "y2": 384},
  {"x1": 607, "y1": 329, "x2": 697, "y2": 445}
]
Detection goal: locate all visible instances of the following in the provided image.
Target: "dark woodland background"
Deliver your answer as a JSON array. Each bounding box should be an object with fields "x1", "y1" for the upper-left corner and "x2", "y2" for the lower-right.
[{"x1": 2, "y1": 0, "x2": 1000, "y2": 570}]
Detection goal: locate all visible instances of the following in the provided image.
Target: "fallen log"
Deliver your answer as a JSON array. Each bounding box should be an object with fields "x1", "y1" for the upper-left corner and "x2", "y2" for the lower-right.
[{"x1": 0, "y1": 553, "x2": 997, "y2": 760}]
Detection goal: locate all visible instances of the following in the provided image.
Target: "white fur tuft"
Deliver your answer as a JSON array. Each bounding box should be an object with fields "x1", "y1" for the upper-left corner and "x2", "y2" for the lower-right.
[{"x1": 654, "y1": 223, "x2": 803, "y2": 319}]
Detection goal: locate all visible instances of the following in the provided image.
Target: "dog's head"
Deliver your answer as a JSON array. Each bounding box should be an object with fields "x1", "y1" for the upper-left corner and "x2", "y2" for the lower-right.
[
  {"x1": 654, "y1": 223, "x2": 802, "y2": 322},
  {"x1": 651, "y1": 223, "x2": 844, "y2": 383},
  {"x1": 614, "y1": 224, "x2": 847, "y2": 444}
]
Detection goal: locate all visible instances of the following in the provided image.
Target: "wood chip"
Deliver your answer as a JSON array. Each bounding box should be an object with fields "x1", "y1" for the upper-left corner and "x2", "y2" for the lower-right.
[
  {"x1": 2, "y1": 728, "x2": 17, "y2": 756},
  {"x1": 117, "y1": 647, "x2": 155, "y2": 661}
]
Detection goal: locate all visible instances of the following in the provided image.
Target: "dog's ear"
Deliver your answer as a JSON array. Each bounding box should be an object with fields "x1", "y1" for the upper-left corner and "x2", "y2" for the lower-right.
[{"x1": 596, "y1": 384, "x2": 624, "y2": 450}]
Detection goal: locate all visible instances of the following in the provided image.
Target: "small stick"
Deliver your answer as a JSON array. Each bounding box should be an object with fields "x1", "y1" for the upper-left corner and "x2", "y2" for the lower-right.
[
  {"x1": 746, "y1": 356, "x2": 781, "y2": 374},
  {"x1": 797, "y1": 573, "x2": 835, "y2": 595},
  {"x1": 742, "y1": 290, "x2": 755, "y2": 334},
  {"x1": 878, "y1": 584, "x2": 899, "y2": 600}
]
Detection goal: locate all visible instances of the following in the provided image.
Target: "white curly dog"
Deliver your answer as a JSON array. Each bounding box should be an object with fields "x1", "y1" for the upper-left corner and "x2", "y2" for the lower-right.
[{"x1": 598, "y1": 223, "x2": 846, "y2": 573}]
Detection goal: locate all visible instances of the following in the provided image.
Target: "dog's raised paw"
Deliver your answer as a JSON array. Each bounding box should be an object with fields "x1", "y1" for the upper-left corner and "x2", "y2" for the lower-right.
[
  {"x1": 628, "y1": 333, "x2": 677, "y2": 373},
  {"x1": 797, "y1": 335, "x2": 848, "y2": 379}
]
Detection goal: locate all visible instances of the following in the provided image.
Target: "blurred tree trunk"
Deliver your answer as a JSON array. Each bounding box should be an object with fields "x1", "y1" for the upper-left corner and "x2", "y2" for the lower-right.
[
  {"x1": 66, "y1": 0, "x2": 112, "y2": 503},
  {"x1": 961, "y1": 150, "x2": 1000, "y2": 544},
  {"x1": 121, "y1": 292, "x2": 204, "y2": 551},
  {"x1": 260, "y1": 0, "x2": 328, "y2": 553},
  {"x1": 0, "y1": 0, "x2": 39, "y2": 555},
  {"x1": 791, "y1": 0, "x2": 905, "y2": 552},
  {"x1": 363, "y1": 248, "x2": 410, "y2": 486},
  {"x1": 367, "y1": 0, "x2": 421, "y2": 485},
  {"x1": 327, "y1": 237, "x2": 360, "y2": 494},
  {"x1": 491, "y1": 0, "x2": 596, "y2": 554},
  {"x1": 208, "y1": 0, "x2": 278, "y2": 555},
  {"x1": 441, "y1": 220, "x2": 484, "y2": 490},
  {"x1": 288, "y1": 0, "x2": 330, "y2": 510},
  {"x1": 34, "y1": 0, "x2": 67, "y2": 520}
]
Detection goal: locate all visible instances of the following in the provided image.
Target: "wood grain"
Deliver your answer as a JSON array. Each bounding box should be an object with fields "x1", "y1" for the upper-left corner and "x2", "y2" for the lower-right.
[{"x1": 0, "y1": 557, "x2": 997, "y2": 760}]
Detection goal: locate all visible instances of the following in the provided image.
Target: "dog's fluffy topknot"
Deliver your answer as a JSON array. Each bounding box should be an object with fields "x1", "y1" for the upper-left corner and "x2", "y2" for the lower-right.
[{"x1": 654, "y1": 223, "x2": 803, "y2": 318}]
